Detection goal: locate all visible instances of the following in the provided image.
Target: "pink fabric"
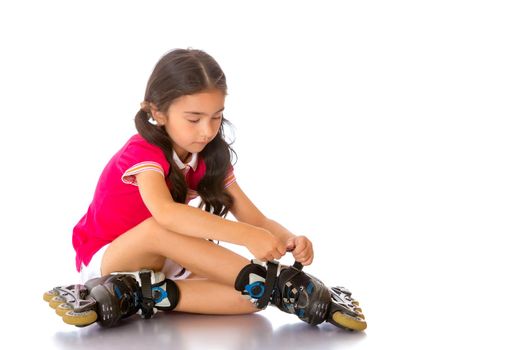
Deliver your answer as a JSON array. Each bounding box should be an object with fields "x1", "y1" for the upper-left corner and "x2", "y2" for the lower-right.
[{"x1": 72, "y1": 134, "x2": 232, "y2": 271}]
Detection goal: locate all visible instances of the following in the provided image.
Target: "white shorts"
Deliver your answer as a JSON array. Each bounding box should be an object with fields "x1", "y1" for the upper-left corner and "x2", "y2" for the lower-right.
[{"x1": 79, "y1": 244, "x2": 192, "y2": 284}]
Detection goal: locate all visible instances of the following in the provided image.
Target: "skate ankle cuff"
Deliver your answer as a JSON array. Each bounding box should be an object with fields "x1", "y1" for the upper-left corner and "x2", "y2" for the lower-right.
[
  {"x1": 138, "y1": 269, "x2": 180, "y2": 316},
  {"x1": 235, "y1": 260, "x2": 281, "y2": 309},
  {"x1": 153, "y1": 278, "x2": 179, "y2": 312}
]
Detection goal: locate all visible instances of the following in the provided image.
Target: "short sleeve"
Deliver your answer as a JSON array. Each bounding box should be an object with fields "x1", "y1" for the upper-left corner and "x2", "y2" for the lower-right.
[
  {"x1": 224, "y1": 165, "x2": 236, "y2": 189},
  {"x1": 117, "y1": 135, "x2": 170, "y2": 186}
]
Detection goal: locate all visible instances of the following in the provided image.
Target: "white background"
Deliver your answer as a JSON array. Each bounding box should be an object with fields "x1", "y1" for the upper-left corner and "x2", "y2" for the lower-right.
[{"x1": 1, "y1": 1, "x2": 524, "y2": 349}]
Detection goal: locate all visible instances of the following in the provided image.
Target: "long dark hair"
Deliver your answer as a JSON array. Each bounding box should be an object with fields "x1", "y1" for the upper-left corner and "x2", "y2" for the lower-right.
[{"x1": 135, "y1": 48, "x2": 235, "y2": 217}]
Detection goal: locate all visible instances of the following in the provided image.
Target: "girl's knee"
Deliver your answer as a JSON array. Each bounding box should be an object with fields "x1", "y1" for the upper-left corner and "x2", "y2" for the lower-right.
[{"x1": 101, "y1": 218, "x2": 169, "y2": 273}]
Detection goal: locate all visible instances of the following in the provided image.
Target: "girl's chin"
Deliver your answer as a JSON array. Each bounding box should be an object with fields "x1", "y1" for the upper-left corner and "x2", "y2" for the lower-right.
[{"x1": 188, "y1": 142, "x2": 208, "y2": 152}]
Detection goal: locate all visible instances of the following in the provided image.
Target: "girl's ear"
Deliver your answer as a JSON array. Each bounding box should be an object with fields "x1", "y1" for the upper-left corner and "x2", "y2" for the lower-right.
[{"x1": 150, "y1": 104, "x2": 167, "y2": 126}]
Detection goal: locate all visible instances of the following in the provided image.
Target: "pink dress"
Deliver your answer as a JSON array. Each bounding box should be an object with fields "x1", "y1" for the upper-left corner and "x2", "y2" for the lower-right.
[{"x1": 72, "y1": 134, "x2": 235, "y2": 271}]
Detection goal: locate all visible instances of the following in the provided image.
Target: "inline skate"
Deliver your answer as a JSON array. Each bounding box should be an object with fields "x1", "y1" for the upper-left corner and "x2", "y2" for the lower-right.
[
  {"x1": 235, "y1": 260, "x2": 367, "y2": 331},
  {"x1": 43, "y1": 269, "x2": 179, "y2": 327}
]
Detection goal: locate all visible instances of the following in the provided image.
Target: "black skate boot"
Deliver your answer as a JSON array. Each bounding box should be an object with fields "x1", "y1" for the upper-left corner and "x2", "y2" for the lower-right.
[
  {"x1": 43, "y1": 269, "x2": 179, "y2": 327},
  {"x1": 235, "y1": 260, "x2": 367, "y2": 331}
]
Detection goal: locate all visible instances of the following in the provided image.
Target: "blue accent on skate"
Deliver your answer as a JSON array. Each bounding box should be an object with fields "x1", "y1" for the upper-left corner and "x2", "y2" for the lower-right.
[
  {"x1": 245, "y1": 282, "x2": 265, "y2": 299},
  {"x1": 152, "y1": 286, "x2": 167, "y2": 303},
  {"x1": 114, "y1": 286, "x2": 123, "y2": 299},
  {"x1": 306, "y1": 282, "x2": 314, "y2": 295},
  {"x1": 287, "y1": 289, "x2": 291, "y2": 299},
  {"x1": 283, "y1": 302, "x2": 295, "y2": 314},
  {"x1": 297, "y1": 309, "x2": 305, "y2": 318}
]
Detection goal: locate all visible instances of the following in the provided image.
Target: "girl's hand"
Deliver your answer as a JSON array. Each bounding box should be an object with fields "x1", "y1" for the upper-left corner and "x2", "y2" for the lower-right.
[
  {"x1": 246, "y1": 227, "x2": 287, "y2": 262},
  {"x1": 286, "y1": 236, "x2": 314, "y2": 266}
]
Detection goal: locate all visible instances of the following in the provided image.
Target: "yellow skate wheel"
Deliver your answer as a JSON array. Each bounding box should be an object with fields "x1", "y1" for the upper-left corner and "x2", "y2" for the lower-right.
[
  {"x1": 332, "y1": 311, "x2": 367, "y2": 331},
  {"x1": 55, "y1": 303, "x2": 73, "y2": 317},
  {"x1": 62, "y1": 310, "x2": 97, "y2": 327},
  {"x1": 351, "y1": 307, "x2": 365, "y2": 319},
  {"x1": 43, "y1": 290, "x2": 58, "y2": 302},
  {"x1": 49, "y1": 295, "x2": 66, "y2": 309}
]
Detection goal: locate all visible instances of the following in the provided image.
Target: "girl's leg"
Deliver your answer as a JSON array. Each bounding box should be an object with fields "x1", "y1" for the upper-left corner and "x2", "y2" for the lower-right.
[
  {"x1": 175, "y1": 279, "x2": 258, "y2": 314},
  {"x1": 100, "y1": 217, "x2": 257, "y2": 314}
]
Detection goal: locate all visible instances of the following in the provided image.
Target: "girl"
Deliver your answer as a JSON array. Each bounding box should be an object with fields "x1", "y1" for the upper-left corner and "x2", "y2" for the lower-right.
[
  {"x1": 74, "y1": 48, "x2": 312, "y2": 314},
  {"x1": 46, "y1": 48, "x2": 366, "y2": 331}
]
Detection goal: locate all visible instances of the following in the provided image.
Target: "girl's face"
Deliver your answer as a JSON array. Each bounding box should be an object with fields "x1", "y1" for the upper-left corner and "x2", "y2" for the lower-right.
[{"x1": 153, "y1": 89, "x2": 225, "y2": 160}]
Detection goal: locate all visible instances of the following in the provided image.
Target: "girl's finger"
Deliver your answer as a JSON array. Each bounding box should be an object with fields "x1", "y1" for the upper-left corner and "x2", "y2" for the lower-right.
[
  {"x1": 295, "y1": 239, "x2": 307, "y2": 251},
  {"x1": 294, "y1": 252, "x2": 308, "y2": 262},
  {"x1": 294, "y1": 247, "x2": 307, "y2": 257}
]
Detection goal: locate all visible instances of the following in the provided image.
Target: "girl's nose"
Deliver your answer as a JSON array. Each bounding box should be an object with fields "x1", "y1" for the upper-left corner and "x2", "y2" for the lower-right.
[{"x1": 200, "y1": 122, "x2": 213, "y2": 140}]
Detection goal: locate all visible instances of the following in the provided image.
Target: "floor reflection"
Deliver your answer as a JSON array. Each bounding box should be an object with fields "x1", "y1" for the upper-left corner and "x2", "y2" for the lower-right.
[
  {"x1": 53, "y1": 311, "x2": 366, "y2": 350},
  {"x1": 270, "y1": 322, "x2": 366, "y2": 349}
]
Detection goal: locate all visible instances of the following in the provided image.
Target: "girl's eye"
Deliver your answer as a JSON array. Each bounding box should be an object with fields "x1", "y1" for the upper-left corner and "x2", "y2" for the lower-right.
[{"x1": 188, "y1": 119, "x2": 199, "y2": 123}]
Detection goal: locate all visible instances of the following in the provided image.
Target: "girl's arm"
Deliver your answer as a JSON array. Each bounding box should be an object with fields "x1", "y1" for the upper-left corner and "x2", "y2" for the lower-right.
[
  {"x1": 135, "y1": 171, "x2": 286, "y2": 261},
  {"x1": 227, "y1": 181, "x2": 315, "y2": 265},
  {"x1": 226, "y1": 182, "x2": 295, "y2": 243}
]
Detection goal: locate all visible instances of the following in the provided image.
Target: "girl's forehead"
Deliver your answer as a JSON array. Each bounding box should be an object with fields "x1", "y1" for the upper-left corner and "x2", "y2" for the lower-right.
[{"x1": 171, "y1": 90, "x2": 226, "y2": 110}]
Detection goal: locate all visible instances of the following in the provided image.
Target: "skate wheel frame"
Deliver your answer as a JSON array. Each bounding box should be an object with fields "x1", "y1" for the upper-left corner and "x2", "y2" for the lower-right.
[
  {"x1": 43, "y1": 285, "x2": 98, "y2": 327},
  {"x1": 328, "y1": 286, "x2": 367, "y2": 331}
]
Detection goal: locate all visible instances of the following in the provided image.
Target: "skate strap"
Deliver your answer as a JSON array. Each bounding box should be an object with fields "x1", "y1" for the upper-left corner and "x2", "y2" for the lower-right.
[
  {"x1": 257, "y1": 261, "x2": 278, "y2": 309},
  {"x1": 139, "y1": 270, "x2": 155, "y2": 319}
]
